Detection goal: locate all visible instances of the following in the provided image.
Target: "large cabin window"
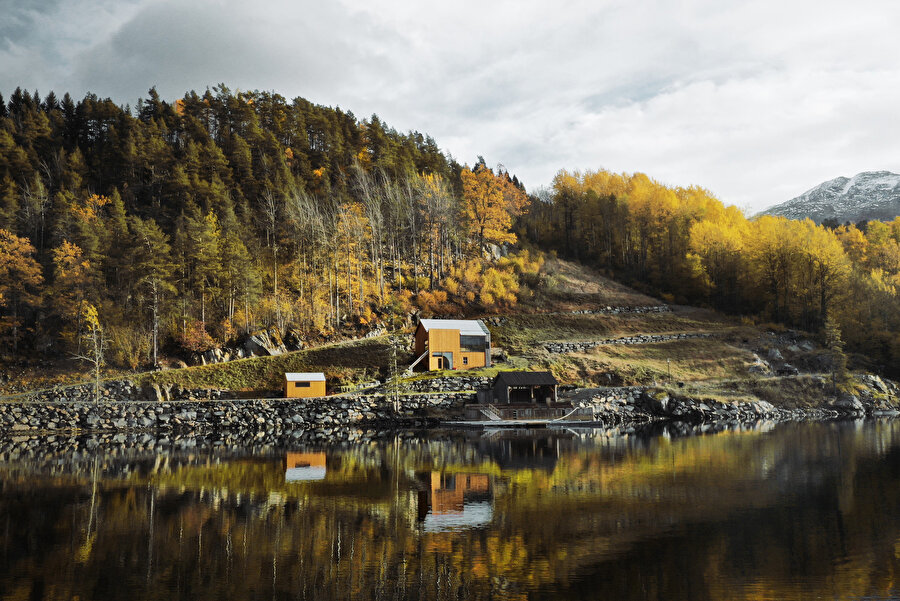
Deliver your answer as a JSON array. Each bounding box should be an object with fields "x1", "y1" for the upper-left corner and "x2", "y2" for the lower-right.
[{"x1": 460, "y1": 335, "x2": 487, "y2": 353}]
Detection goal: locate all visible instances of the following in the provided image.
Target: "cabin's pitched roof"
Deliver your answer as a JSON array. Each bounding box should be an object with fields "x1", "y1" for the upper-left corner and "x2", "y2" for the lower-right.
[
  {"x1": 418, "y1": 319, "x2": 489, "y2": 336},
  {"x1": 493, "y1": 371, "x2": 558, "y2": 387},
  {"x1": 285, "y1": 372, "x2": 326, "y2": 382}
]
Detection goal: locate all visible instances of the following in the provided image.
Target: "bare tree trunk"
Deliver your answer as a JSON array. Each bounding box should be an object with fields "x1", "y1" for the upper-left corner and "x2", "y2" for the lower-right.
[{"x1": 151, "y1": 281, "x2": 159, "y2": 366}]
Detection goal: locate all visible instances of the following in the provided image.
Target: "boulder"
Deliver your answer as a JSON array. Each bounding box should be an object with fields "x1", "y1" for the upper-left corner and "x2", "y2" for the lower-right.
[
  {"x1": 200, "y1": 347, "x2": 228, "y2": 365},
  {"x1": 860, "y1": 374, "x2": 888, "y2": 393},
  {"x1": 142, "y1": 383, "x2": 166, "y2": 403},
  {"x1": 831, "y1": 394, "x2": 865, "y2": 415},
  {"x1": 243, "y1": 328, "x2": 288, "y2": 357},
  {"x1": 767, "y1": 348, "x2": 784, "y2": 361},
  {"x1": 641, "y1": 391, "x2": 671, "y2": 415},
  {"x1": 748, "y1": 354, "x2": 772, "y2": 375},
  {"x1": 776, "y1": 363, "x2": 800, "y2": 376}
]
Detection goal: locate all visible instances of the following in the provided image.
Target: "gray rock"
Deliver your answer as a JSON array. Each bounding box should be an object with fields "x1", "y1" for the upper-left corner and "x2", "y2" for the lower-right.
[
  {"x1": 832, "y1": 394, "x2": 865, "y2": 414},
  {"x1": 243, "y1": 328, "x2": 288, "y2": 357},
  {"x1": 642, "y1": 392, "x2": 671, "y2": 415},
  {"x1": 776, "y1": 363, "x2": 800, "y2": 376}
]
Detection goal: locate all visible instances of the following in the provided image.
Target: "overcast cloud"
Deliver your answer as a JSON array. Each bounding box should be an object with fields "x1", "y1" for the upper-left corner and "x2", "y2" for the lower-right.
[{"x1": 1, "y1": 0, "x2": 899, "y2": 211}]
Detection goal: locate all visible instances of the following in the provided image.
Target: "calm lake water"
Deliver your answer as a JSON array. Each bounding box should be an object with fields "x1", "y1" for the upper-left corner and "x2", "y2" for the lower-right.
[{"x1": 2, "y1": 421, "x2": 900, "y2": 600}]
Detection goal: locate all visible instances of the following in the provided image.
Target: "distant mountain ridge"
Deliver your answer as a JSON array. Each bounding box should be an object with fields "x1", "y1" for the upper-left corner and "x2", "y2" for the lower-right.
[{"x1": 762, "y1": 170, "x2": 900, "y2": 224}]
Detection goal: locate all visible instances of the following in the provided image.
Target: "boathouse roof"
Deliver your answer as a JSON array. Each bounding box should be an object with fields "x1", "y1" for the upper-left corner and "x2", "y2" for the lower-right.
[{"x1": 493, "y1": 371, "x2": 558, "y2": 387}]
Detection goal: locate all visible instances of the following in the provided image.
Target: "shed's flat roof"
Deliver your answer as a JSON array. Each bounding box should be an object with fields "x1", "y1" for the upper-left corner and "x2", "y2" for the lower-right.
[
  {"x1": 285, "y1": 372, "x2": 326, "y2": 382},
  {"x1": 418, "y1": 319, "x2": 489, "y2": 336}
]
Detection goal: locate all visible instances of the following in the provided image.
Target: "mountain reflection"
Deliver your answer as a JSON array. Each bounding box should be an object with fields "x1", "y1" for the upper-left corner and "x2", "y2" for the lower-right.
[{"x1": 1, "y1": 422, "x2": 900, "y2": 600}]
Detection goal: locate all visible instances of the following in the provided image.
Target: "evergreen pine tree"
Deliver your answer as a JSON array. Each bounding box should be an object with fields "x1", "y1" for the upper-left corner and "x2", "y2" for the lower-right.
[{"x1": 0, "y1": 175, "x2": 19, "y2": 232}]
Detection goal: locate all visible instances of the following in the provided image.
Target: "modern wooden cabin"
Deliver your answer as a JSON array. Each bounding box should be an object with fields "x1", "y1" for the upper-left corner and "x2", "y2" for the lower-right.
[
  {"x1": 283, "y1": 372, "x2": 326, "y2": 398},
  {"x1": 411, "y1": 319, "x2": 491, "y2": 371}
]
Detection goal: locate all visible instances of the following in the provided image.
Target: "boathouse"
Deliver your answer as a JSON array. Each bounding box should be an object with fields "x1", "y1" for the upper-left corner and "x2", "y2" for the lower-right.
[
  {"x1": 490, "y1": 371, "x2": 558, "y2": 405},
  {"x1": 283, "y1": 372, "x2": 326, "y2": 398},
  {"x1": 411, "y1": 319, "x2": 491, "y2": 371}
]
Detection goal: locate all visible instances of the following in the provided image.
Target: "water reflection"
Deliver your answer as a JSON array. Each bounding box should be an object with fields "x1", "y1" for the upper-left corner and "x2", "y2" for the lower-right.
[
  {"x1": 284, "y1": 452, "x2": 327, "y2": 482},
  {"x1": 419, "y1": 472, "x2": 493, "y2": 532},
  {"x1": 1, "y1": 421, "x2": 900, "y2": 600}
]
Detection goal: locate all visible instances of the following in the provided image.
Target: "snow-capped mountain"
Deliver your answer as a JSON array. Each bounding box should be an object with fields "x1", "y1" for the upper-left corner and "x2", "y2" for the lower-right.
[{"x1": 762, "y1": 171, "x2": 900, "y2": 224}]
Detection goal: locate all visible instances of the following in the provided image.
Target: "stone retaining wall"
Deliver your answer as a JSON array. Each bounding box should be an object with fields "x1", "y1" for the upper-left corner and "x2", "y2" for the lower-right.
[
  {"x1": 404, "y1": 376, "x2": 491, "y2": 392},
  {"x1": 545, "y1": 332, "x2": 712, "y2": 353},
  {"x1": 0, "y1": 392, "x2": 474, "y2": 435},
  {"x1": 567, "y1": 305, "x2": 671, "y2": 316},
  {"x1": 12, "y1": 380, "x2": 228, "y2": 404},
  {"x1": 481, "y1": 305, "x2": 671, "y2": 327}
]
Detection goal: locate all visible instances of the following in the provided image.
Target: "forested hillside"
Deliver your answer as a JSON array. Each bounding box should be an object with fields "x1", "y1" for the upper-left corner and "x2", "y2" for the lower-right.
[
  {"x1": 520, "y1": 170, "x2": 900, "y2": 375},
  {"x1": 3, "y1": 85, "x2": 898, "y2": 381},
  {"x1": 0, "y1": 86, "x2": 537, "y2": 370}
]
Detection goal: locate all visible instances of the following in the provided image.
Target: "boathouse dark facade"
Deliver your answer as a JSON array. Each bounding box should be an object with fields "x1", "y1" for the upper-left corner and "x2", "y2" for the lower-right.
[{"x1": 490, "y1": 371, "x2": 559, "y2": 405}]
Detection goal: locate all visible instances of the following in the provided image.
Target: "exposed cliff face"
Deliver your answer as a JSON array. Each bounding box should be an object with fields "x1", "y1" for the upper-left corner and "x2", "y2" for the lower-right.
[{"x1": 762, "y1": 171, "x2": 900, "y2": 224}]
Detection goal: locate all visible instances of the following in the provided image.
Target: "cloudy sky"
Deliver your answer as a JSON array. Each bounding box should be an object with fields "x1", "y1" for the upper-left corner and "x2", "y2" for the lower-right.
[{"x1": 2, "y1": 0, "x2": 899, "y2": 211}]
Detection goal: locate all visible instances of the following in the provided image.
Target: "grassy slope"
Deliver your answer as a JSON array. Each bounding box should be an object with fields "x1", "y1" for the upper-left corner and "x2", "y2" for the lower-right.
[
  {"x1": 133, "y1": 337, "x2": 398, "y2": 392},
  {"x1": 522, "y1": 258, "x2": 659, "y2": 310},
  {"x1": 3, "y1": 258, "x2": 842, "y2": 406}
]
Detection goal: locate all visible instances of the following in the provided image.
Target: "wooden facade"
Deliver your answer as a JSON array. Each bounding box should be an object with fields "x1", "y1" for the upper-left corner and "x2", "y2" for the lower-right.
[
  {"x1": 413, "y1": 319, "x2": 491, "y2": 371},
  {"x1": 283, "y1": 373, "x2": 327, "y2": 398}
]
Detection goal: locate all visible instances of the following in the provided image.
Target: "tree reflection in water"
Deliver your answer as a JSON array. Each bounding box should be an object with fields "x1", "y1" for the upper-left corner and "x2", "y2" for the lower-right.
[{"x1": 1, "y1": 422, "x2": 900, "y2": 600}]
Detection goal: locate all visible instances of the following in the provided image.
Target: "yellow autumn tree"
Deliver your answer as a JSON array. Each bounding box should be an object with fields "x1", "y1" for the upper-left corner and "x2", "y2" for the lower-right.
[
  {"x1": 0, "y1": 228, "x2": 43, "y2": 353},
  {"x1": 461, "y1": 166, "x2": 527, "y2": 252},
  {"x1": 75, "y1": 301, "x2": 105, "y2": 402},
  {"x1": 51, "y1": 240, "x2": 98, "y2": 348},
  {"x1": 835, "y1": 224, "x2": 869, "y2": 265},
  {"x1": 687, "y1": 208, "x2": 749, "y2": 307}
]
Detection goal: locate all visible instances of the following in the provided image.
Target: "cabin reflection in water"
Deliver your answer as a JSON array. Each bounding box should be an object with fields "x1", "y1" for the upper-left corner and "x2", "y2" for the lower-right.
[
  {"x1": 417, "y1": 472, "x2": 493, "y2": 532},
  {"x1": 284, "y1": 452, "x2": 327, "y2": 482}
]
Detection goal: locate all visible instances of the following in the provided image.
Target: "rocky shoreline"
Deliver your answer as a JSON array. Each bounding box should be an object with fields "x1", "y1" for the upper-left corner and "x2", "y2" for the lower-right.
[
  {"x1": 0, "y1": 392, "x2": 474, "y2": 437},
  {"x1": 573, "y1": 374, "x2": 900, "y2": 424},
  {"x1": 576, "y1": 389, "x2": 898, "y2": 426},
  {"x1": 1, "y1": 373, "x2": 897, "y2": 437}
]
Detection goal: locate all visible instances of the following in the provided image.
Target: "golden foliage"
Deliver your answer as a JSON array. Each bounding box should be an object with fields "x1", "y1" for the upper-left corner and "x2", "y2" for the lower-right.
[
  {"x1": 461, "y1": 166, "x2": 527, "y2": 250},
  {"x1": 71, "y1": 194, "x2": 110, "y2": 222},
  {"x1": 525, "y1": 167, "x2": 900, "y2": 371}
]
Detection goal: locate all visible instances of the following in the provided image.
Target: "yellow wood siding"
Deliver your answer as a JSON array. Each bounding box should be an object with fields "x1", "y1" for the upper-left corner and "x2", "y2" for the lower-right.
[
  {"x1": 415, "y1": 323, "x2": 489, "y2": 371},
  {"x1": 459, "y1": 351, "x2": 486, "y2": 368},
  {"x1": 427, "y1": 329, "x2": 460, "y2": 370},
  {"x1": 283, "y1": 379, "x2": 327, "y2": 398}
]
